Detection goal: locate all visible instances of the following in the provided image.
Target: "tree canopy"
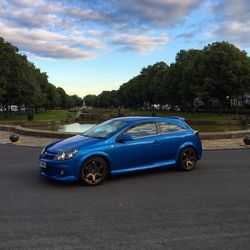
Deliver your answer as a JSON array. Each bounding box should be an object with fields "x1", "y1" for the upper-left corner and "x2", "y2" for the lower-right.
[
  {"x1": 84, "y1": 41, "x2": 250, "y2": 113},
  {"x1": 0, "y1": 37, "x2": 82, "y2": 117}
]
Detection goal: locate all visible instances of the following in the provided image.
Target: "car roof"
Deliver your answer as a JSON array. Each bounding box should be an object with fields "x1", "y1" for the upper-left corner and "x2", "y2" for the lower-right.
[{"x1": 111, "y1": 116, "x2": 187, "y2": 125}]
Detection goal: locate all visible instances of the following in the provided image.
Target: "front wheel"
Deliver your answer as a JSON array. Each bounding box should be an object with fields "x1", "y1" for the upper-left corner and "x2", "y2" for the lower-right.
[
  {"x1": 178, "y1": 147, "x2": 197, "y2": 171},
  {"x1": 80, "y1": 157, "x2": 109, "y2": 186}
]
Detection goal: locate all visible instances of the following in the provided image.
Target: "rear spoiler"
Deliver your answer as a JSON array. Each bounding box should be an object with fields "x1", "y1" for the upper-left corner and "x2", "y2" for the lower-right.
[{"x1": 166, "y1": 116, "x2": 185, "y2": 122}]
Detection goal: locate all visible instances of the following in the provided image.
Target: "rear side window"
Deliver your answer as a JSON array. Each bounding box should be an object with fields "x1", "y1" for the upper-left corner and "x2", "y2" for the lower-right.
[
  {"x1": 127, "y1": 123, "x2": 157, "y2": 138},
  {"x1": 159, "y1": 122, "x2": 187, "y2": 134}
]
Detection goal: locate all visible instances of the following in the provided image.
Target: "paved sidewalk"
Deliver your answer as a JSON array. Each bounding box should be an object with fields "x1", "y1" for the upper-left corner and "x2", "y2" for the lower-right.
[
  {"x1": 0, "y1": 130, "x2": 250, "y2": 150},
  {"x1": 0, "y1": 130, "x2": 56, "y2": 148}
]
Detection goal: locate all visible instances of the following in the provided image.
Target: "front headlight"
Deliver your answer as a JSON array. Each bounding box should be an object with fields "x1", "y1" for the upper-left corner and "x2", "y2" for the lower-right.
[{"x1": 54, "y1": 149, "x2": 79, "y2": 161}]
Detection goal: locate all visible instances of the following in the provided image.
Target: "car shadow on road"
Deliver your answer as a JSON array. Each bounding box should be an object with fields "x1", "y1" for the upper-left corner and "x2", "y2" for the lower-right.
[
  {"x1": 37, "y1": 165, "x2": 179, "y2": 188},
  {"x1": 37, "y1": 164, "x2": 202, "y2": 188},
  {"x1": 37, "y1": 176, "x2": 79, "y2": 188}
]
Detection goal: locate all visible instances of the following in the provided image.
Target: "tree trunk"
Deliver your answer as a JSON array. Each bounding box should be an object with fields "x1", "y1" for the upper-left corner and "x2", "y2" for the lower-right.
[
  {"x1": 242, "y1": 94, "x2": 245, "y2": 112},
  {"x1": 235, "y1": 98, "x2": 239, "y2": 114},
  {"x1": 218, "y1": 99, "x2": 223, "y2": 115}
]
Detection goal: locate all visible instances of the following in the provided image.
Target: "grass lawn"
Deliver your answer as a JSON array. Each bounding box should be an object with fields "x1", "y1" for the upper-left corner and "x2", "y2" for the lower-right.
[
  {"x1": 122, "y1": 109, "x2": 241, "y2": 121},
  {"x1": 0, "y1": 108, "x2": 242, "y2": 123},
  {"x1": 0, "y1": 110, "x2": 74, "y2": 121}
]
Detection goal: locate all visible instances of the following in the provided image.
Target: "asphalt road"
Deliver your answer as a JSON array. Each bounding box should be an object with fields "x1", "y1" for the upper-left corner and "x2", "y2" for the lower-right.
[{"x1": 0, "y1": 145, "x2": 250, "y2": 250}]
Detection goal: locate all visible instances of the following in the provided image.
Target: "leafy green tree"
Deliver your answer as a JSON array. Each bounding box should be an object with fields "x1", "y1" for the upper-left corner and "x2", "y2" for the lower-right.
[
  {"x1": 170, "y1": 49, "x2": 204, "y2": 112},
  {"x1": 57, "y1": 87, "x2": 70, "y2": 109},
  {"x1": 69, "y1": 94, "x2": 82, "y2": 108},
  {"x1": 46, "y1": 84, "x2": 60, "y2": 109},
  {"x1": 0, "y1": 37, "x2": 21, "y2": 117},
  {"x1": 0, "y1": 36, "x2": 84, "y2": 118},
  {"x1": 201, "y1": 41, "x2": 250, "y2": 114},
  {"x1": 84, "y1": 94, "x2": 98, "y2": 107},
  {"x1": 140, "y1": 62, "x2": 169, "y2": 105},
  {"x1": 18, "y1": 60, "x2": 41, "y2": 113},
  {"x1": 96, "y1": 90, "x2": 119, "y2": 108},
  {"x1": 118, "y1": 76, "x2": 144, "y2": 108}
]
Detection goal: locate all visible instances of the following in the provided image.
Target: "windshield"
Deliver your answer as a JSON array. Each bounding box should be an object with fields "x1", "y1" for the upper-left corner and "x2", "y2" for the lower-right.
[{"x1": 83, "y1": 120, "x2": 128, "y2": 139}]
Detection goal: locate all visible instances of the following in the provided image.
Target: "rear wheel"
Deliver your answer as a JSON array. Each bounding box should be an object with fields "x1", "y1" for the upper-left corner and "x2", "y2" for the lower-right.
[
  {"x1": 80, "y1": 157, "x2": 109, "y2": 185},
  {"x1": 178, "y1": 147, "x2": 197, "y2": 171}
]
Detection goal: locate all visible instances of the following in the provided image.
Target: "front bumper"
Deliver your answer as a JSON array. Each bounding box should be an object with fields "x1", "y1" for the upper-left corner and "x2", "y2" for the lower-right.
[{"x1": 39, "y1": 159, "x2": 79, "y2": 181}]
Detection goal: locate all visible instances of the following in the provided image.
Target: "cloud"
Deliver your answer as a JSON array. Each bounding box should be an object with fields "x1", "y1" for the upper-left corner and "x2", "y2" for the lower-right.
[
  {"x1": 0, "y1": 25, "x2": 98, "y2": 59},
  {"x1": 207, "y1": 0, "x2": 250, "y2": 48},
  {"x1": 217, "y1": 0, "x2": 250, "y2": 22},
  {"x1": 117, "y1": 0, "x2": 201, "y2": 27},
  {"x1": 176, "y1": 31, "x2": 196, "y2": 39},
  {"x1": 63, "y1": 6, "x2": 111, "y2": 23},
  {"x1": 208, "y1": 21, "x2": 250, "y2": 48},
  {"x1": 0, "y1": 0, "x2": 202, "y2": 58},
  {"x1": 0, "y1": 0, "x2": 60, "y2": 28},
  {"x1": 7, "y1": 0, "x2": 44, "y2": 7},
  {"x1": 2, "y1": 9, "x2": 58, "y2": 28},
  {"x1": 113, "y1": 33, "x2": 169, "y2": 52}
]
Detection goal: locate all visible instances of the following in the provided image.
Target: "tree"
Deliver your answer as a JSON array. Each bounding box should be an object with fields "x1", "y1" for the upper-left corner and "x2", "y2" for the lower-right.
[
  {"x1": 0, "y1": 37, "x2": 21, "y2": 117},
  {"x1": 118, "y1": 62, "x2": 169, "y2": 108},
  {"x1": 201, "y1": 41, "x2": 250, "y2": 114},
  {"x1": 118, "y1": 76, "x2": 144, "y2": 108},
  {"x1": 69, "y1": 95, "x2": 82, "y2": 108},
  {"x1": 0, "y1": 36, "x2": 83, "y2": 118},
  {"x1": 170, "y1": 49, "x2": 204, "y2": 112},
  {"x1": 84, "y1": 94, "x2": 98, "y2": 107},
  {"x1": 140, "y1": 62, "x2": 169, "y2": 105},
  {"x1": 57, "y1": 87, "x2": 70, "y2": 109}
]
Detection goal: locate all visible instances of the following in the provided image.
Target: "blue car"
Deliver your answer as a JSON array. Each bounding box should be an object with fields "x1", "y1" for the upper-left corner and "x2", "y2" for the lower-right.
[{"x1": 39, "y1": 116, "x2": 202, "y2": 185}]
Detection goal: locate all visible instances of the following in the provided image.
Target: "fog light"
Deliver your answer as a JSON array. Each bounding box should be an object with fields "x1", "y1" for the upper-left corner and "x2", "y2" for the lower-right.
[{"x1": 60, "y1": 170, "x2": 64, "y2": 176}]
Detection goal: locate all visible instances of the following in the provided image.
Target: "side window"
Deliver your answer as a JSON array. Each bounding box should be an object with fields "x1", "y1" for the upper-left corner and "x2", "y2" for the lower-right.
[
  {"x1": 159, "y1": 122, "x2": 187, "y2": 134},
  {"x1": 126, "y1": 123, "x2": 157, "y2": 139}
]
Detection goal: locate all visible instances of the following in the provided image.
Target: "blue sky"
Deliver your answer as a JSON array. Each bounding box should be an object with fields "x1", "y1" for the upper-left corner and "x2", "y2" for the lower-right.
[{"x1": 1, "y1": 0, "x2": 250, "y2": 97}]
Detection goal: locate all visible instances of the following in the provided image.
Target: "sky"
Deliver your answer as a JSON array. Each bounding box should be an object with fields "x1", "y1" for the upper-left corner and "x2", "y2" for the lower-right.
[{"x1": 1, "y1": 0, "x2": 250, "y2": 97}]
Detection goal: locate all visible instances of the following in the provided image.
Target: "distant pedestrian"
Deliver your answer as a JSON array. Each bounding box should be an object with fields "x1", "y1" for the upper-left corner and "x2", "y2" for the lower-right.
[{"x1": 117, "y1": 105, "x2": 125, "y2": 117}]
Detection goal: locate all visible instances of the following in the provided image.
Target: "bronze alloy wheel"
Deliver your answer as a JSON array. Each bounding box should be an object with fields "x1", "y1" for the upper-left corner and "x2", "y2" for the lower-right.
[
  {"x1": 178, "y1": 147, "x2": 197, "y2": 171},
  {"x1": 81, "y1": 157, "x2": 108, "y2": 185}
]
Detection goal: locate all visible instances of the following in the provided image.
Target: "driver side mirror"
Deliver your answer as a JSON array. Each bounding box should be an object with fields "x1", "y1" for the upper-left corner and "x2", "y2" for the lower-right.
[{"x1": 117, "y1": 133, "x2": 133, "y2": 143}]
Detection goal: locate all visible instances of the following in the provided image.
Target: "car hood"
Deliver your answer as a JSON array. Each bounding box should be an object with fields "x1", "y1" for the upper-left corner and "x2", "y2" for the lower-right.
[{"x1": 47, "y1": 134, "x2": 103, "y2": 153}]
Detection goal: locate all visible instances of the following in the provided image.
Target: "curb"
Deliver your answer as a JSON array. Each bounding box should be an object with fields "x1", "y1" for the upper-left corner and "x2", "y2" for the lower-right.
[
  {"x1": 0, "y1": 124, "x2": 249, "y2": 140},
  {"x1": 14, "y1": 125, "x2": 75, "y2": 139},
  {"x1": 200, "y1": 130, "x2": 250, "y2": 139}
]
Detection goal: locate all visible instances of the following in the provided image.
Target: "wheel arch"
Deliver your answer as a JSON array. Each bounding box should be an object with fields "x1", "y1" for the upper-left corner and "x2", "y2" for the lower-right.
[
  {"x1": 175, "y1": 142, "x2": 198, "y2": 164},
  {"x1": 79, "y1": 152, "x2": 112, "y2": 174}
]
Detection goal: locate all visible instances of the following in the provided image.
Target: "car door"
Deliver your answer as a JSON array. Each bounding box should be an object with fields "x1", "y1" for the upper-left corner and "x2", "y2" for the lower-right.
[{"x1": 113, "y1": 122, "x2": 163, "y2": 172}]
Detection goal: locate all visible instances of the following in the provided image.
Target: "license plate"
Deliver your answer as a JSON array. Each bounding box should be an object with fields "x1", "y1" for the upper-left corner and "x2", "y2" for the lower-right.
[{"x1": 39, "y1": 161, "x2": 47, "y2": 169}]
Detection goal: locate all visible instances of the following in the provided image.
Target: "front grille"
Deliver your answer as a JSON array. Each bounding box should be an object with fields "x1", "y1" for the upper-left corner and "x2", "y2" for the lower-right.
[{"x1": 42, "y1": 151, "x2": 57, "y2": 160}]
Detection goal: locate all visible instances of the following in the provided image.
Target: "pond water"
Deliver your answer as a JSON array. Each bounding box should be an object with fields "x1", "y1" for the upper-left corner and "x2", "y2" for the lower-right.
[
  {"x1": 35, "y1": 123, "x2": 96, "y2": 133},
  {"x1": 32, "y1": 122, "x2": 248, "y2": 133}
]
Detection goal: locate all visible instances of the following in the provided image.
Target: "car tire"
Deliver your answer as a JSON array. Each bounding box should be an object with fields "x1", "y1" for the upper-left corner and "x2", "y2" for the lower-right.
[
  {"x1": 80, "y1": 157, "x2": 109, "y2": 186},
  {"x1": 178, "y1": 147, "x2": 197, "y2": 171}
]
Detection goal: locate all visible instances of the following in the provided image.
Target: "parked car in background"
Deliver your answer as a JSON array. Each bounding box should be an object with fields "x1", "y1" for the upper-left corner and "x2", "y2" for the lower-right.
[
  {"x1": 39, "y1": 116, "x2": 202, "y2": 185},
  {"x1": 10, "y1": 105, "x2": 18, "y2": 112}
]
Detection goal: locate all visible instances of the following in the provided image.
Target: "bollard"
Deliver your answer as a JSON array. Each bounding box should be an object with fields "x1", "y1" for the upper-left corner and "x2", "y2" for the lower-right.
[
  {"x1": 10, "y1": 133, "x2": 19, "y2": 143},
  {"x1": 243, "y1": 136, "x2": 250, "y2": 145}
]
